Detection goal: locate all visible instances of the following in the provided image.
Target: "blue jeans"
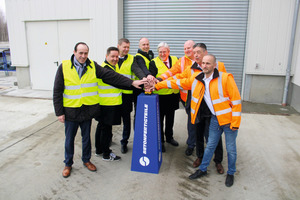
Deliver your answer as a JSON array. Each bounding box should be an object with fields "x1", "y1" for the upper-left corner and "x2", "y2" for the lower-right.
[
  {"x1": 64, "y1": 120, "x2": 92, "y2": 166},
  {"x1": 186, "y1": 107, "x2": 197, "y2": 149},
  {"x1": 199, "y1": 115, "x2": 238, "y2": 175}
]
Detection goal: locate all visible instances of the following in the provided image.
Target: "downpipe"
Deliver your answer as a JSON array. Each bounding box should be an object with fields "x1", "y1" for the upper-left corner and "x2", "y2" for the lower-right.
[{"x1": 282, "y1": 0, "x2": 300, "y2": 106}]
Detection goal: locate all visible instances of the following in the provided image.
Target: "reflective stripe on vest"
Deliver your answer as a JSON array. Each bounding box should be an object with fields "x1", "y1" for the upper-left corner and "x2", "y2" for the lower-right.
[
  {"x1": 62, "y1": 60, "x2": 99, "y2": 108},
  {"x1": 161, "y1": 70, "x2": 173, "y2": 79},
  {"x1": 181, "y1": 56, "x2": 185, "y2": 72},
  {"x1": 211, "y1": 72, "x2": 230, "y2": 104},
  {"x1": 211, "y1": 72, "x2": 241, "y2": 117},
  {"x1": 98, "y1": 62, "x2": 122, "y2": 106},
  {"x1": 119, "y1": 54, "x2": 134, "y2": 94}
]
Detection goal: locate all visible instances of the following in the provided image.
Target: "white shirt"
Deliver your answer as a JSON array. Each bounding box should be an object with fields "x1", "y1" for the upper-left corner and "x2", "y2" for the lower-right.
[{"x1": 203, "y1": 73, "x2": 216, "y2": 115}]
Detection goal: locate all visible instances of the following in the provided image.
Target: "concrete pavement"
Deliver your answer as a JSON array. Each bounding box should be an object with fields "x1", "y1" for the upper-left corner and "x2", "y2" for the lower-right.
[{"x1": 0, "y1": 74, "x2": 300, "y2": 200}]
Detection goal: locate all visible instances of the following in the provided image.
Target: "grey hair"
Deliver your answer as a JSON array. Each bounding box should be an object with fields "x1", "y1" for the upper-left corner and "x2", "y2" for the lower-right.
[{"x1": 157, "y1": 42, "x2": 170, "y2": 52}]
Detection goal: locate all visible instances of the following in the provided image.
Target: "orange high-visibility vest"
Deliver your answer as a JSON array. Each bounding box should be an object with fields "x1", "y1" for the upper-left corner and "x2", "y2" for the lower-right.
[
  {"x1": 164, "y1": 60, "x2": 227, "y2": 102},
  {"x1": 155, "y1": 70, "x2": 241, "y2": 129},
  {"x1": 174, "y1": 61, "x2": 226, "y2": 80},
  {"x1": 158, "y1": 55, "x2": 193, "y2": 102}
]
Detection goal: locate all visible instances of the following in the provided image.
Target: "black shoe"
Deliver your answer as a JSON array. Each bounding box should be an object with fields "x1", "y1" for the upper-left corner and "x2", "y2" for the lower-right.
[
  {"x1": 166, "y1": 139, "x2": 179, "y2": 146},
  {"x1": 189, "y1": 169, "x2": 207, "y2": 180},
  {"x1": 225, "y1": 174, "x2": 234, "y2": 187},
  {"x1": 162, "y1": 144, "x2": 166, "y2": 152},
  {"x1": 185, "y1": 147, "x2": 194, "y2": 156},
  {"x1": 121, "y1": 144, "x2": 128, "y2": 154}
]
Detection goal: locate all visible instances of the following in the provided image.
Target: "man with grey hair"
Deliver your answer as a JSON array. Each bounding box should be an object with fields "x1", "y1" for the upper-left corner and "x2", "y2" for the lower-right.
[
  {"x1": 149, "y1": 42, "x2": 180, "y2": 152},
  {"x1": 156, "y1": 40, "x2": 197, "y2": 156}
]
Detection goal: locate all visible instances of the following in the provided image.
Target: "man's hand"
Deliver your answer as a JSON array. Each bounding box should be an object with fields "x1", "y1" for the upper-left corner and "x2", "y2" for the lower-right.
[
  {"x1": 231, "y1": 127, "x2": 238, "y2": 131},
  {"x1": 58, "y1": 115, "x2": 65, "y2": 123},
  {"x1": 146, "y1": 74, "x2": 160, "y2": 87},
  {"x1": 144, "y1": 81, "x2": 156, "y2": 93},
  {"x1": 132, "y1": 79, "x2": 148, "y2": 89},
  {"x1": 147, "y1": 74, "x2": 155, "y2": 81}
]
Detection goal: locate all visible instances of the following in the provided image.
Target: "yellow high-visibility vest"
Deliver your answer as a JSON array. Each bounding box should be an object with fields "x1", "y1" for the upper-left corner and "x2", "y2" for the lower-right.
[
  {"x1": 62, "y1": 59, "x2": 99, "y2": 107},
  {"x1": 152, "y1": 56, "x2": 179, "y2": 95},
  {"x1": 119, "y1": 54, "x2": 134, "y2": 94},
  {"x1": 98, "y1": 62, "x2": 122, "y2": 106}
]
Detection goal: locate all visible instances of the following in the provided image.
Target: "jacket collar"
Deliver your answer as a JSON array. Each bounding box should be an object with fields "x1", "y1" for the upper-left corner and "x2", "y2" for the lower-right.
[
  {"x1": 70, "y1": 54, "x2": 92, "y2": 69},
  {"x1": 191, "y1": 62, "x2": 202, "y2": 70},
  {"x1": 137, "y1": 49, "x2": 154, "y2": 60},
  {"x1": 104, "y1": 60, "x2": 116, "y2": 70},
  {"x1": 195, "y1": 68, "x2": 219, "y2": 82}
]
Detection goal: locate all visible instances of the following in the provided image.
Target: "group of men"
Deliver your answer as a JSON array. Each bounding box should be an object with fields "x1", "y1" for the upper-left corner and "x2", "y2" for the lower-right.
[{"x1": 53, "y1": 37, "x2": 241, "y2": 187}]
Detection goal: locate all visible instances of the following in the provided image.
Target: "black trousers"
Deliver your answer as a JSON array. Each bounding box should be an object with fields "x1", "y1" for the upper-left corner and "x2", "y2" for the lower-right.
[
  {"x1": 159, "y1": 94, "x2": 179, "y2": 143},
  {"x1": 95, "y1": 121, "x2": 112, "y2": 157},
  {"x1": 195, "y1": 116, "x2": 223, "y2": 164},
  {"x1": 160, "y1": 109, "x2": 176, "y2": 143},
  {"x1": 120, "y1": 94, "x2": 133, "y2": 145},
  {"x1": 132, "y1": 89, "x2": 143, "y2": 127}
]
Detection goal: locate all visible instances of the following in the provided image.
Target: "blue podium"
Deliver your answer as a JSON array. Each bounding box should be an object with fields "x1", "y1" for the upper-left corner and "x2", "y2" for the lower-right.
[{"x1": 131, "y1": 93, "x2": 162, "y2": 174}]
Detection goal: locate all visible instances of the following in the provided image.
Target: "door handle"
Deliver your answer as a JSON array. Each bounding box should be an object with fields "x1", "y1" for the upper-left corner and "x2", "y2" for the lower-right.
[{"x1": 54, "y1": 61, "x2": 59, "y2": 66}]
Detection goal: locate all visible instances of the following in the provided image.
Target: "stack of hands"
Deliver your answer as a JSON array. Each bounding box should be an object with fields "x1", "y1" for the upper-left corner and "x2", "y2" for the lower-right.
[
  {"x1": 143, "y1": 75, "x2": 159, "y2": 93},
  {"x1": 131, "y1": 74, "x2": 159, "y2": 93}
]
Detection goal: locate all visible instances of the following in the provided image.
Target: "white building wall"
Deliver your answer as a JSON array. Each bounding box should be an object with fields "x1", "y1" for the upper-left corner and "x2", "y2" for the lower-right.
[
  {"x1": 293, "y1": 44, "x2": 300, "y2": 86},
  {"x1": 5, "y1": 0, "x2": 122, "y2": 88},
  {"x1": 245, "y1": 0, "x2": 295, "y2": 75},
  {"x1": 243, "y1": 0, "x2": 299, "y2": 105},
  {"x1": 291, "y1": 3, "x2": 300, "y2": 87}
]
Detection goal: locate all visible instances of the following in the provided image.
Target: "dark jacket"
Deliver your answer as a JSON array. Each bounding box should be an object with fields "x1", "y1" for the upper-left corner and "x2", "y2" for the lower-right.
[
  {"x1": 118, "y1": 54, "x2": 146, "y2": 80},
  {"x1": 135, "y1": 49, "x2": 154, "y2": 76},
  {"x1": 53, "y1": 55, "x2": 134, "y2": 122}
]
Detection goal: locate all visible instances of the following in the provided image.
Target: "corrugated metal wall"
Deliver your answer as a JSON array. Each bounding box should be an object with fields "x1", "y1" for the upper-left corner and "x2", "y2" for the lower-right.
[{"x1": 124, "y1": 0, "x2": 249, "y2": 90}]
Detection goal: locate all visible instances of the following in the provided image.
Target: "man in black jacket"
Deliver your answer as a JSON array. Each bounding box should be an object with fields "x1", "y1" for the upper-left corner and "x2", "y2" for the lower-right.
[
  {"x1": 135, "y1": 37, "x2": 156, "y2": 82},
  {"x1": 53, "y1": 42, "x2": 146, "y2": 178},
  {"x1": 117, "y1": 38, "x2": 147, "y2": 154},
  {"x1": 133, "y1": 37, "x2": 157, "y2": 117}
]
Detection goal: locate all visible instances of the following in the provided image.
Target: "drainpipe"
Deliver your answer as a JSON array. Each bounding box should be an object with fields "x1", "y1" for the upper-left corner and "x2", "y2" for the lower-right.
[{"x1": 282, "y1": 0, "x2": 300, "y2": 106}]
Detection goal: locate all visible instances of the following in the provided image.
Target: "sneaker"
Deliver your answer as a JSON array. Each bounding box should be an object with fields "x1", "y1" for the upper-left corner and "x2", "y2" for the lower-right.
[{"x1": 102, "y1": 152, "x2": 121, "y2": 161}]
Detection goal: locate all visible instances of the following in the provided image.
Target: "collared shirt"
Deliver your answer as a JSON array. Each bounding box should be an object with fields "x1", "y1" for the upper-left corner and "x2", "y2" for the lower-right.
[
  {"x1": 118, "y1": 55, "x2": 126, "y2": 68},
  {"x1": 163, "y1": 58, "x2": 170, "y2": 68},
  {"x1": 203, "y1": 72, "x2": 216, "y2": 115},
  {"x1": 197, "y1": 63, "x2": 202, "y2": 70},
  {"x1": 73, "y1": 57, "x2": 86, "y2": 78}
]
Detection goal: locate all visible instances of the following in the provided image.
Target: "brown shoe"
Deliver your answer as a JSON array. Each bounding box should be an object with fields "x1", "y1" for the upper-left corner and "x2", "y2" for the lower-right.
[
  {"x1": 83, "y1": 161, "x2": 97, "y2": 172},
  {"x1": 62, "y1": 166, "x2": 72, "y2": 178},
  {"x1": 192, "y1": 158, "x2": 201, "y2": 168},
  {"x1": 215, "y1": 163, "x2": 224, "y2": 174}
]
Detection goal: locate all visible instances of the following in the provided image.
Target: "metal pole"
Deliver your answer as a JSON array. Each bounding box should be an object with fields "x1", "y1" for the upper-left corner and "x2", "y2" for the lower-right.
[{"x1": 282, "y1": 0, "x2": 300, "y2": 106}]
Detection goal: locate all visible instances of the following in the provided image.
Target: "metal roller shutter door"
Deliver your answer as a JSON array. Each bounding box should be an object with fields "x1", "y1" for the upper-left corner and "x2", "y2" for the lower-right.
[{"x1": 124, "y1": 0, "x2": 249, "y2": 91}]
